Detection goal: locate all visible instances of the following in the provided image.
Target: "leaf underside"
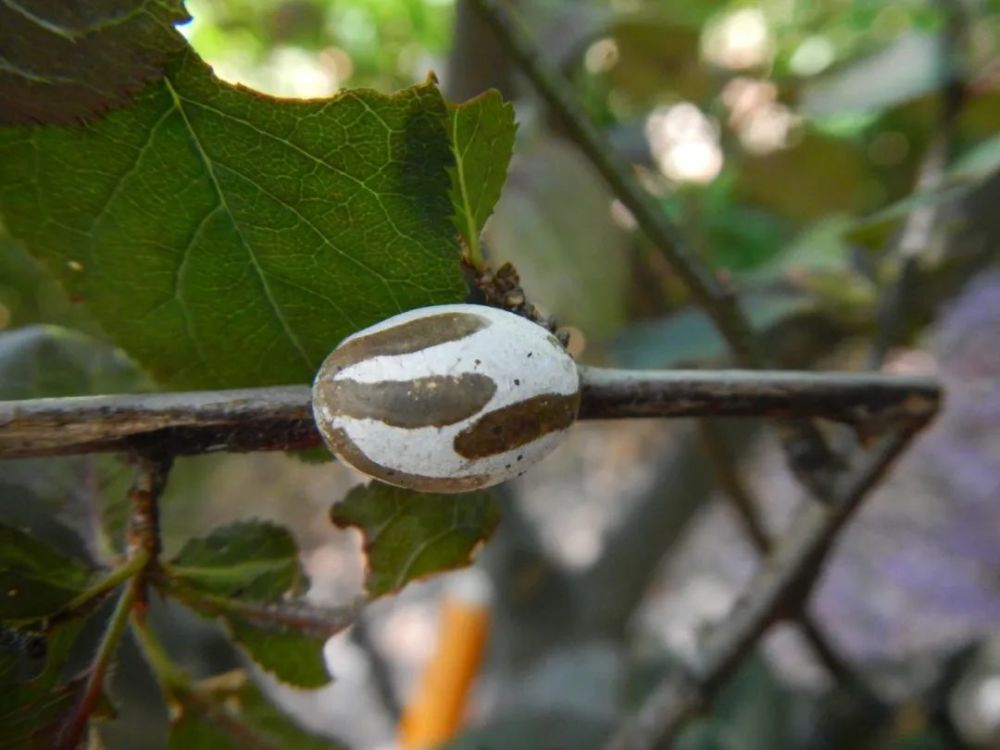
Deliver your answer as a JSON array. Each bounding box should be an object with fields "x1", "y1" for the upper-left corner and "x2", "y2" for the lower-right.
[
  {"x1": 0, "y1": 524, "x2": 94, "y2": 622},
  {"x1": 0, "y1": 0, "x2": 190, "y2": 125},
  {"x1": 331, "y1": 481, "x2": 501, "y2": 597},
  {"x1": 170, "y1": 520, "x2": 306, "y2": 601},
  {"x1": 167, "y1": 520, "x2": 353, "y2": 688}
]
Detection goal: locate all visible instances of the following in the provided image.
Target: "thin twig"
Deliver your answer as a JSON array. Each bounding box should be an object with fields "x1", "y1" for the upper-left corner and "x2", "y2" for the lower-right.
[
  {"x1": 467, "y1": 0, "x2": 764, "y2": 368},
  {"x1": 696, "y1": 421, "x2": 883, "y2": 706},
  {"x1": 0, "y1": 369, "x2": 940, "y2": 459},
  {"x1": 126, "y1": 453, "x2": 172, "y2": 561},
  {"x1": 54, "y1": 573, "x2": 144, "y2": 750},
  {"x1": 50, "y1": 553, "x2": 151, "y2": 625},
  {"x1": 467, "y1": 0, "x2": 848, "y2": 502},
  {"x1": 606, "y1": 423, "x2": 929, "y2": 749},
  {"x1": 868, "y1": 0, "x2": 968, "y2": 369}
]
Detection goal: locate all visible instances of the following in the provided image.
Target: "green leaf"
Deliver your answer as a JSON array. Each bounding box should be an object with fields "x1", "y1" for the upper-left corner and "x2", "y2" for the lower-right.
[
  {"x1": 169, "y1": 521, "x2": 307, "y2": 602},
  {"x1": 447, "y1": 90, "x2": 516, "y2": 264},
  {"x1": 213, "y1": 596, "x2": 355, "y2": 688},
  {"x1": 0, "y1": 619, "x2": 88, "y2": 749},
  {"x1": 0, "y1": 51, "x2": 468, "y2": 389},
  {"x1": 950, "y1": 133, "x2": 1000, "y2": 183},
  {"x1": 226, "y1": 618, "x2": 329, "y2": 689},
  {"x1": 0, "y1": 0, "x2": 189, "y2": 125},
  {"x1": 0, "y1": 524, "x2": 94, "y2": 621},
  {"x1": 0, "y1": 233, "x2": 99, "y2": 334},
  {"x1": 169, "y1": 671, "x2": 344, "y2": 749},
  {"x1": 330, "y1": 482, "x2": 500, "y2": 597},
  {"x1": 169, "y1": 589, "x2": 347, "y2": 688},
  {"x1": 164, "y1": 523, "x2": 354, "y2": 687}
]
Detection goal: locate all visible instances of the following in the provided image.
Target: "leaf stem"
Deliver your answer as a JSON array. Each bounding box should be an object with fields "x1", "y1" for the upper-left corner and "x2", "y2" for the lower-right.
[
  {"x1": 56, "y1": 551, "x2": 150, "y2": 620},
  {"x1": 55, "y1": 574, "x2": 143, "y2": 750},
  {"x1": 130, "y1": 612, "x2": 191, "y2": 697},
  {"x1": 161, "y1": 578, "x2": 358, "y2": 638}
]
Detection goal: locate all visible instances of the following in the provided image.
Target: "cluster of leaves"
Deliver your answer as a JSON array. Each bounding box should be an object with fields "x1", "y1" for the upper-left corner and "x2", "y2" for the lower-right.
[{"x1": 0, "y1": 0, "x2": 516, "y2": 746}]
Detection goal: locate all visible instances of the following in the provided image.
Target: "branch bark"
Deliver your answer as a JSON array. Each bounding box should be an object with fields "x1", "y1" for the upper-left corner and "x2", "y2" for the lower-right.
[{"x1": 0, "y1": 369, "x2": 940, "y2": 459}]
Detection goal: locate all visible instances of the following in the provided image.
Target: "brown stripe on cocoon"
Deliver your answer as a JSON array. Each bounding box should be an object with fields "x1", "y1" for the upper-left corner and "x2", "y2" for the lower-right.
[
  {"x1": 326, "y1": 312, "x2": 490, "y2": 372},
  {"x1": 453, "y1": 392, "x2": 581, "y2": 459},
  {"x1": 317, "y1": 374, "x2": 498, "y2": 429}
]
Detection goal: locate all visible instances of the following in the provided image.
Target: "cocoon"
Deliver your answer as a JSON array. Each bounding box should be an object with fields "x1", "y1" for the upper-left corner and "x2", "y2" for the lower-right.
[{"x1": 312, "y1": 304, "x2": 580, "y2": 492}]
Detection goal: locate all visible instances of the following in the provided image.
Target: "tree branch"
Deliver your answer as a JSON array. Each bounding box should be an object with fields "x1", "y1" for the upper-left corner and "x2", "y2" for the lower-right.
[
  {"x1": 606, "y1": 423, "x2": 929, "y2": 749},
  {"x1": 868, "y1": 0, "x2": 968, "y2": 369},
  {"x1": 697, "y1": 421, "x2": 884, "y2": 706},
  {"x1": 0, "y1": 369, "x2": 940, "y2": 459}
]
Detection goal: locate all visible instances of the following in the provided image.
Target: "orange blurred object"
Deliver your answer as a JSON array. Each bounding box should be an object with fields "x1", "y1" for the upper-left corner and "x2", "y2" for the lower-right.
[{"x1": 399, "y1": 572, "x2": 492, "y2": 749}]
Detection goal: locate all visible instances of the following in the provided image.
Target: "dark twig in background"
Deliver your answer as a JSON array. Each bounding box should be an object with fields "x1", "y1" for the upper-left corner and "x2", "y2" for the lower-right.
[
  {"x1": 607, "y1": 424, "x2": 931, "y2": 749},
  {"x1": 469, "y1": 0, "x2": 847, "y2": 505},
  {"x1": 463, "y1": 1, "x2": 950, "y2": 746},
  {"x1": 868, "y1": 0, "x2": 968, "y2": 370},
  {"x1": 465, "y1": 0, "x2": 765, "y2": 368},
  {"x1": 697, "y1": 421, "x2": 884, "y2": 707}
]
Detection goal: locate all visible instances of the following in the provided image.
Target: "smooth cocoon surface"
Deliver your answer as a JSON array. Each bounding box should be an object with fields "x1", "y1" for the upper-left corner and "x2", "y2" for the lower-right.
[{"x1": 312, "y1": 304, "x2": 580, "y2": 492}]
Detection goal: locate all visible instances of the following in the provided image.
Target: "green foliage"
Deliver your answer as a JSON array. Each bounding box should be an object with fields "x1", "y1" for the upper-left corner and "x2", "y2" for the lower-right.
[
  {"x1": 0, "y1": 619, "x2": 89, "y2": 749},
  {"x1": 168, "y1": 671, "x2": 344, "y2": 749},
  {"x1": 0, "y1": 0, "x2": 189, "y2": 125},
  {"x1": 0, "y1": 524, "x2": 94, "y2": 621},
  {"x1": 448, "y1": 90, "x2": 517, "y2": 266},
  {"x1": 169, "y1": 521, "x2": 307, "y2": 601},
  {"x1": 3, "y1": 0, "x2": 997, "y2": 745},
  {"x1": 224, "y1": 616, "x2": 330, "y2": 688},
  {"x1": 331, "y1": 481, "x2": 501, "y2": 597},
  {"x1": 165, "y1": 521, "x2": 353, "y2": 688},
  {"x1": 0, "y1": 50, "x2": 468, "y2": 390}
]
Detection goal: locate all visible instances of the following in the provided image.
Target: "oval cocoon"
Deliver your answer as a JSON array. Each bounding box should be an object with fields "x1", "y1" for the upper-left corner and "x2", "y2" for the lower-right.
[{"x1": 312, "y1": 304, "x2": 580, "y2": 492}]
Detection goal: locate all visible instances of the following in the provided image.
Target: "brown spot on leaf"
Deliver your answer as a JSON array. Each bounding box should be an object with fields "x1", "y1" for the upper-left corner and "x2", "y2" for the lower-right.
[
  {"x1": 453, "y1": 391, "x2": 580, "y2": 459},
  {"x1": 320, "y1": 426, "x2": 493, "y2": 493},
  {"x1": 319, "y1": 312, "x2": 489, "y2": 374},
  {"x1": 317, "y1": 373, "x2": 497, "y2": 428}
]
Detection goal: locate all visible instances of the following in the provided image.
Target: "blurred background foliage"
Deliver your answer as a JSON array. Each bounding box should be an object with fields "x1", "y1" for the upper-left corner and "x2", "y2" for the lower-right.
[{"x1": 1, "y1": 0, "x2": 999, "y2": 748}]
